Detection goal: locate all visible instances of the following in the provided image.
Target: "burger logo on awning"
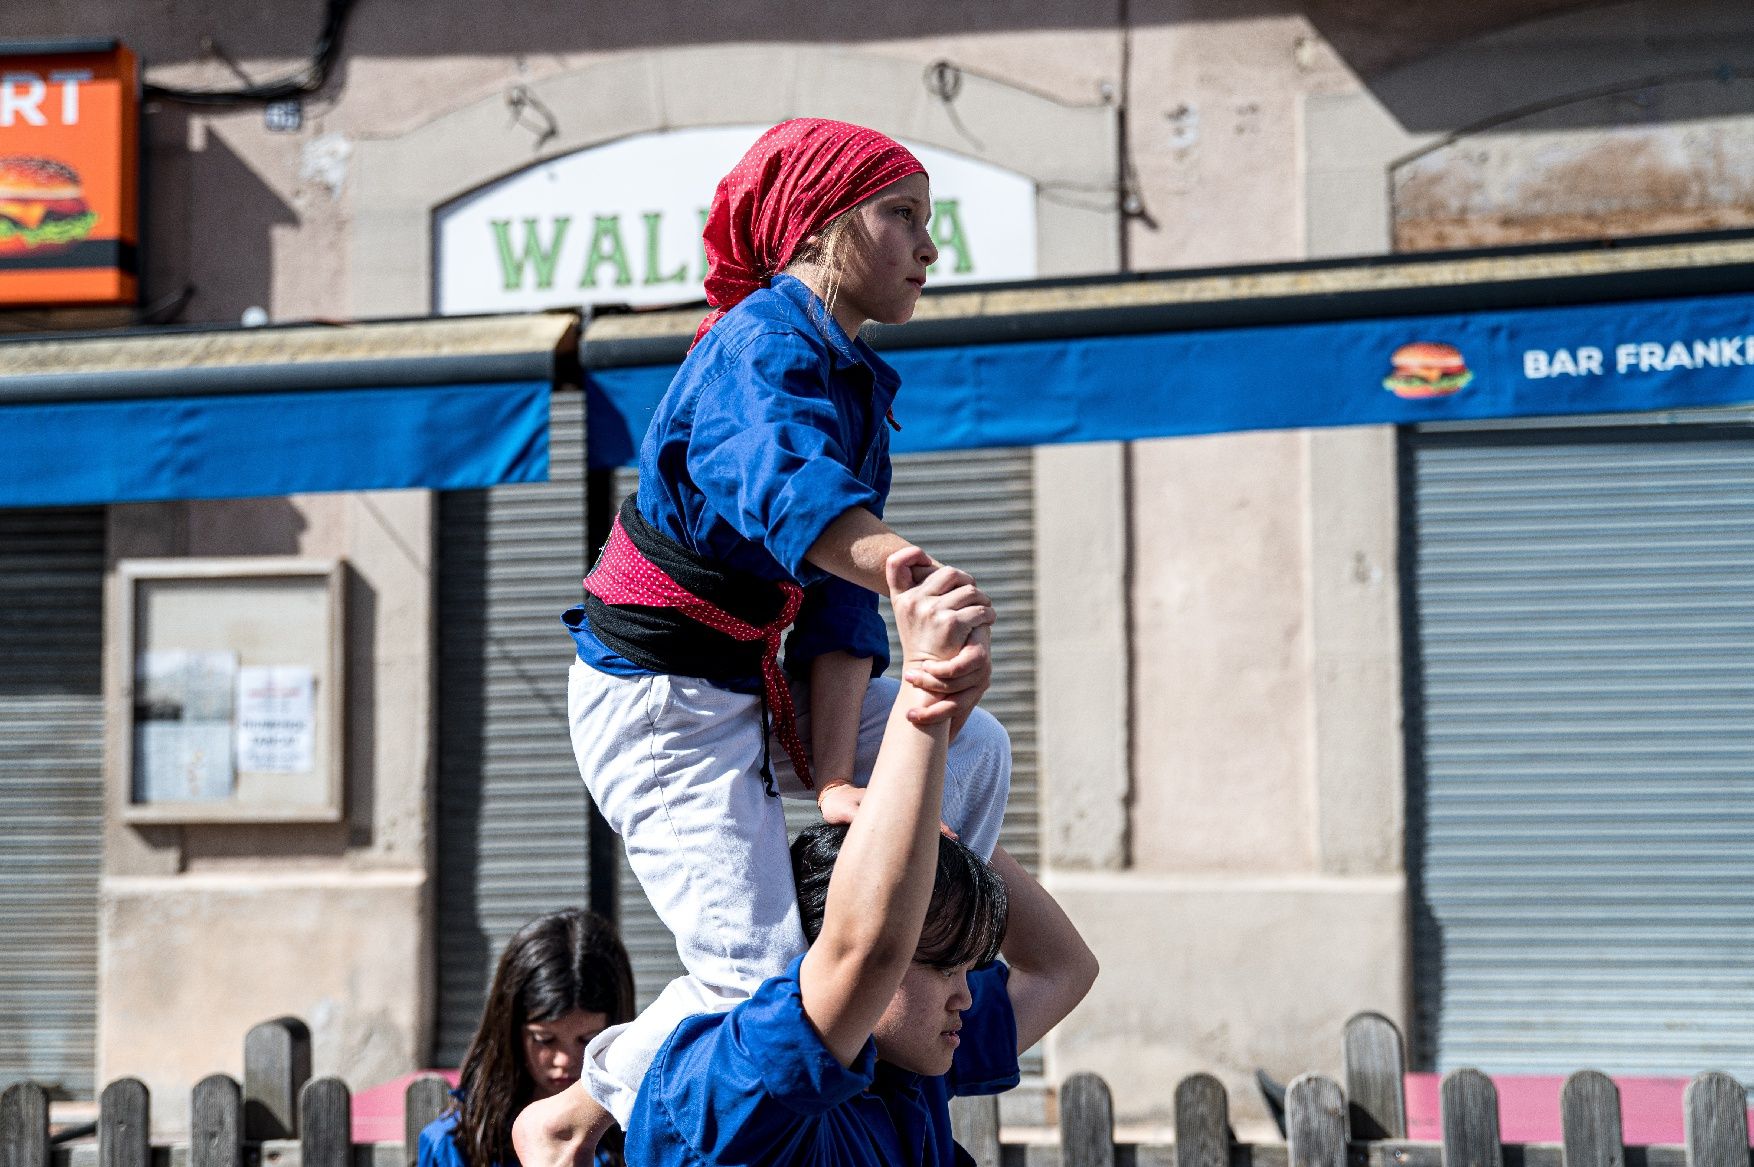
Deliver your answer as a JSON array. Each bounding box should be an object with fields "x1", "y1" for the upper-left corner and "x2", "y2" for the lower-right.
[
  {"x1": 1383, "y1": 341, "x2": 1473, "y2": 399},
  {"x1": 0, "y1": 156, "x2": 96, "y2": 254}
]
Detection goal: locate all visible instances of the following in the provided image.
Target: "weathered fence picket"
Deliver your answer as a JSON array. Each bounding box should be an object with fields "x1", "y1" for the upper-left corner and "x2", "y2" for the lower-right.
[
  {"x1": 0, "y1": 1082, "x2": 49, "y2": 1167},
  {"x1": 96, "y1": 1081, "x2": 147, "y2": 1167},
  {"x1": 243, "y1": 1017, "x2": 311, "y2": 1142},
  {"x1": 1442, "y1": 1068, "x2": 1504, "y2": 1167},
  {"x1": 189, "y1": 1075, "x2": 241, "y2": 1167},
  {"x1": 297, "y1": 1079, "x2": 350, "y2": 1167},
  {"x1": 401, "y1": 1076, "x2": 451, "y2": 1167},
  {"x1": 1175, "y1": 1072, "x2": 1231, "y2": 1167},
  {"x1": 1685, "y1": 1073, "x2": 1750, "y2": 1167},
  {"x1": 1287, "y1": 1075, "x2": 1346, "y2": 1167},
  {"x1": 1560, "y1": 1070, "x2": 1623, "y2": 1167},
  {"x1": 1344, "y1": 1012, "x2": 1407, "y2": 1140},
  {"x1": 8, "y1": 1010, "x2": 1754, "y2": 1167},
  {"x1": 1060, "y1": 1071, "x2": 1116, "y2": 1167},
  {"x1": 950, "y1": 1095, "x2": 1001, "y2": 1167}
]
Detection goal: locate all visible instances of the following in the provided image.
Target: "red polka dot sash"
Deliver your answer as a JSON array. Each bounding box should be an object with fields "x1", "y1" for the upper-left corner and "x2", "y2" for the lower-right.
[{"x1": 583, "y1": 506, "x2": 814, "y2": 792}]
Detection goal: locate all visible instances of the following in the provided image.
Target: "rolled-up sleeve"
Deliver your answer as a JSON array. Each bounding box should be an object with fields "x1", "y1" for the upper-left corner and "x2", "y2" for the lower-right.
[
  {"x1": 947, "y1": 963, "x2": 1022, "y2": 1097},
  {"x1": 786, "y1": 576, "x2": 890, "y2": 676},
  {"x1": 688, "y1": 331, "x2": 881, "y2": 581}
]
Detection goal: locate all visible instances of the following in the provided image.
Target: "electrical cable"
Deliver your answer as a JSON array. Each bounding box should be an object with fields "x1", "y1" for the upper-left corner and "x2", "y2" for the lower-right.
[{"x1": 142, "y1": 0, "x2": 357, "y2": 106}]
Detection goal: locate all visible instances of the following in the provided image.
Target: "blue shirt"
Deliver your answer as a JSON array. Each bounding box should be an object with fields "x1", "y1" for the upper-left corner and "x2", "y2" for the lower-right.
[
  {"x1": 417, "y1": 1100, "x2": 617, "y2": 1167},
  {"x1": 625, "y1": 955, "x2": 1021, "y2": 1167},
  {"x1": 568, "y1": 275, "x2": 900, "y2": 691}
]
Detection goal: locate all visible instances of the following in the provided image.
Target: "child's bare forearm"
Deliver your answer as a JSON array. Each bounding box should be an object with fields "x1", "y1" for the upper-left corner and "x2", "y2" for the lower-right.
[
  {"x1": 805, "y1": 506, "x2": 914, "y2": 593},
  {"x1": 810, "y1": 650, "x2": 872, "y2": 787},
  {"x1": 511, "y1": 1083, "x2": 612, "y2": 1167}
]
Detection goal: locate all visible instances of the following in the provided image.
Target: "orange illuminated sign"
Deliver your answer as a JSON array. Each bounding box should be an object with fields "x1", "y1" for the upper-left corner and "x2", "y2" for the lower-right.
[{"x1": 0, "y1": 42, "x2": 139, "y2": 306}]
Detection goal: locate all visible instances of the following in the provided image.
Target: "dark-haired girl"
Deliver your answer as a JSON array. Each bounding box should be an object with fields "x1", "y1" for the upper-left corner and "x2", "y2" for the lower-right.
[{"x1": 419, "y1": 909, "x2": 634, "y2": 1167}]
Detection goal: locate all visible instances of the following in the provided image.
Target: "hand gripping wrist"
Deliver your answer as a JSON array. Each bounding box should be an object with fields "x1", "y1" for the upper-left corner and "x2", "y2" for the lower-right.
[{"x1": 815, "y1": 777, "x2": 854, "y2": 808}]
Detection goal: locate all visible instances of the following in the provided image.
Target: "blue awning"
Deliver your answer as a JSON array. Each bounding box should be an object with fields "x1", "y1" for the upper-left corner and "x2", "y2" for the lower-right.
[
  {"x1": 0, "y1": 313, "x2": 577, "y2": 508},
  {"x1": 584, "y1": 286, "x2": 1754, "y2": 469}
]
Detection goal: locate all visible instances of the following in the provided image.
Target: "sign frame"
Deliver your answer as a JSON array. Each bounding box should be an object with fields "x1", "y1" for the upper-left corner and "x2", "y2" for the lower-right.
[
  {"x1": 111, "y1": 557, "x2": 347, "y2": 825},
  {"x1": 0, "y1": 39, "x2": 141, "y2": 307}
]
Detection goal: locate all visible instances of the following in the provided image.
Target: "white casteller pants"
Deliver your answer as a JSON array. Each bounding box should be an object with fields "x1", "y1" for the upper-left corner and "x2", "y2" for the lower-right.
[{"x1": 566, "y1": 657, "x2": 1011, "y2": 1125}]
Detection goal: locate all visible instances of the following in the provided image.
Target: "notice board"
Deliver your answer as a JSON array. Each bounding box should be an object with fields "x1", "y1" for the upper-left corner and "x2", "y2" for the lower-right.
[{"x1": 115, "y1": 558, "x2": 345, "y2": 824}]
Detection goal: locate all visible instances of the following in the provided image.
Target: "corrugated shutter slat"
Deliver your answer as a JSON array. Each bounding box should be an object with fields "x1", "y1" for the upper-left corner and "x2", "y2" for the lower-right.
[
  {"x1": 433, "y1": 393, "x2": 592, "y2": 1065},
  {"x1": 0, "y1": 507, "x2": 104, "y2": 1095},
  {"x1": 1407, "y1": 429, "x2": 1754, "y2": 1079}
]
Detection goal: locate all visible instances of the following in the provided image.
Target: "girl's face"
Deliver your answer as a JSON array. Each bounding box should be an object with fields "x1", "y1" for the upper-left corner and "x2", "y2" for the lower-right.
[
  {"x1": 825, "y1": 172, "x2": 938, "y2": 332},
  {"x1": 521, "y1": 1008, "x2": 608, "y2": 1098}
]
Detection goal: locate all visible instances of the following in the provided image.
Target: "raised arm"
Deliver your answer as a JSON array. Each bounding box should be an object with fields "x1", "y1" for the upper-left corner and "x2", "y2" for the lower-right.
[
  {"x1": 798, "y1": 548, "x2": 992, "y2": 1065},
  {"x1": 986, "y1": 845, "x2": 1099, "y2": 1053}
]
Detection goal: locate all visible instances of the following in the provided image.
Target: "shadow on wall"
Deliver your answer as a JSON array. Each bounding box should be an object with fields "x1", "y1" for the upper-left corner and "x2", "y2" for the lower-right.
[
  {"x1": 1358, "y1": 0, "x2": 1754, "y2": 134},
  {"x1": 1393, "y1": 428, "x2": 1445, "y2": 1072},
  {"x1": 9, "y1": 0, "x2": 1607, "y2": 106},
  {"x1": 141, "y1": 110, "x2": 296, "y2": 325}
]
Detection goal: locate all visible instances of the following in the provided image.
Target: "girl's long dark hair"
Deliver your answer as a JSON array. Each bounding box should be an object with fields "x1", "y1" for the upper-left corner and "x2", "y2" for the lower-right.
[{"x1": 451, "y1": 908, "x2": 635, "y2": 1167}]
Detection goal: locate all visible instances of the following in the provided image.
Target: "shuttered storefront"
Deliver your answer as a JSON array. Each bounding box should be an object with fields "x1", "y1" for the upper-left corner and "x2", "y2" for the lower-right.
[
  {"x1": 433, "y1": 392, "x2": 593, "y2": 1064},
  {"x1": 612, "y1": 448, "x2": 1041, "y2": 1009},
  {"x1": 0, "y1": 508, "x2": 105, "y2": 1094},
  {"x1": 1405, "y1": 424, "x2": 1754, "y2": 1077}
]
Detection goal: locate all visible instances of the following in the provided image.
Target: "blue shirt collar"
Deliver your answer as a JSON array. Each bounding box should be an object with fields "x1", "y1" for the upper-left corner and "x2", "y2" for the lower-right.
[
  {"x1": 871, "y1": 1058, "x2": 926, "y2": 1100},
  {"x1": 768, "y1": 274, "x2": 903, "y2": 400}
]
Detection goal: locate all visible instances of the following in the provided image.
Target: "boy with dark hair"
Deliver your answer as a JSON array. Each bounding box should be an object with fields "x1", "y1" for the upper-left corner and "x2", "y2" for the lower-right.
[{"x1": 621, "y1": 548, "x2": 1099, "y2": 1166}]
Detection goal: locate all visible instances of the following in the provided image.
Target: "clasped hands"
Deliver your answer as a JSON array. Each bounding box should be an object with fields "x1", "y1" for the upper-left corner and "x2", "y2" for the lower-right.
[{"x1": 817, "y1": 546, "x2": 995, "y2": 830}]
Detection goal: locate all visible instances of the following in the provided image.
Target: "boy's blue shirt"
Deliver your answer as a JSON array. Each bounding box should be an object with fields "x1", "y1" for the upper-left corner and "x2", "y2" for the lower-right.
[
  {"x1": 567, "y1": 274, "x2": 901, "y2": 691},
  {"x1": 624, "y1": 954, "x2": 1021, "y2": 1167}
]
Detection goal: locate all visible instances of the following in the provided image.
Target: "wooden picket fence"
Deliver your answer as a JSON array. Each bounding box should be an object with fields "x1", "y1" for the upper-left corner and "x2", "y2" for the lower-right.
[{"x1": 2, "y1": 1012, "x2": 1750, "y2": 1167}]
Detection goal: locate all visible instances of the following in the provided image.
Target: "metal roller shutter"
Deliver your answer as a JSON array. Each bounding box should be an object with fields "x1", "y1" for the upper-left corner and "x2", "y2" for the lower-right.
[
  {"x1": 1405, "y1": 424, "x2": 1754, "y2": 1077},
  {"x1": 433, "y1": 391, "x2": 593, "y2": 1064},
  {"x1": 610, "y1": 448, "x2": 1040, "y2": 1010},
  {"x1": 0, "y1": 507, "x2": 104, "y2": 1095}
]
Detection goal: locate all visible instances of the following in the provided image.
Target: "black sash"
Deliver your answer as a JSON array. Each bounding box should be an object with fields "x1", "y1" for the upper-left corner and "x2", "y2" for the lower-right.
[{"x1": 569, "y1": 496, "x2": 793, "y2": 683}]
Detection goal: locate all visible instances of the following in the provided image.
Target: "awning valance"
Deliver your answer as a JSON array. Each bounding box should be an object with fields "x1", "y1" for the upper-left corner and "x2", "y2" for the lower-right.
[
  {"x1": 0, "y1": 313, "x2": 578, "y2": 507},
  {"x1": 579, "y1": 233, "x2": 1754, "y2": 468}
]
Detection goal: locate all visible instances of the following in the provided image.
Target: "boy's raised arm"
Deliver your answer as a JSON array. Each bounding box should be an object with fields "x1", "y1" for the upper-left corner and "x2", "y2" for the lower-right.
[
  {"x1": 988, "y1": 845, "x2": 1100, "y2": 1053},
  {"x1": 798, "y1": 548, "x2": 990, "y2": 1065}
]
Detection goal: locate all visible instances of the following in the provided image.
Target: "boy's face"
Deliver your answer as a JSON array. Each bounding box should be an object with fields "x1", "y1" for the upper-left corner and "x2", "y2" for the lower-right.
[
  {"x1": 871, "y1": 958, "x2": 975, "y2": 1076},
  {"x1": 839, "y1": 172, "x2": 938, "y2": 327}
]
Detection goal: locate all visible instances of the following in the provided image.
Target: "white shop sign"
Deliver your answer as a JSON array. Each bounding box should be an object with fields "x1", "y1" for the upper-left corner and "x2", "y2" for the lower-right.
[{"x1": 433, "y1": 125, "x2": 1037, "y2": 314}]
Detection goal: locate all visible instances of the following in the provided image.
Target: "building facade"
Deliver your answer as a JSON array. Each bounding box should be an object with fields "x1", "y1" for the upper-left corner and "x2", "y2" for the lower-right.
[{"x1": 4, "y1": 0, "x2": 1754, "y2": 1138}]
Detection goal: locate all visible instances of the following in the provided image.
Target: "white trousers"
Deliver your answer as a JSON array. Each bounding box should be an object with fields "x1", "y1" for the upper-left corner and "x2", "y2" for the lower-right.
[{"x1": 565, "y1": 658, "x2": 1011, "y2": 1125}]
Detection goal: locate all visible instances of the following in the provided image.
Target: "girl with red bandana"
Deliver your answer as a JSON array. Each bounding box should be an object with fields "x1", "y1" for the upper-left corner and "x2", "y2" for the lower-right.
[{"x1": 529, "y1": 120, "x2": 1012, "y2": 1160}]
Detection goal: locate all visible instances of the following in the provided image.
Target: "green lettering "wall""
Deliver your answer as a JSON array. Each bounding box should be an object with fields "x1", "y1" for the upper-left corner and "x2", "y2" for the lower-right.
[{"x1": 491, "y1": 197, "x2": 977, "y2": 292}]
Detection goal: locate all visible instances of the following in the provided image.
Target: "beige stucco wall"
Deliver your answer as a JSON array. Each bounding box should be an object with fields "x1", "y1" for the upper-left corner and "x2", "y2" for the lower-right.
[
  {"x1": 99, "y1": 871, "x2": 425, "y2": 1124},
  {"x1": 98, "y1": 490, "x2": 433, "y2": 1135}
]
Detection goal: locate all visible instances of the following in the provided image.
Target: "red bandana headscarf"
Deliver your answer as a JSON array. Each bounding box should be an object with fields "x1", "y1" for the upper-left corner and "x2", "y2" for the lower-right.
[{"x1": 692, "y1": 118, "x2": 925, "y2": 348}]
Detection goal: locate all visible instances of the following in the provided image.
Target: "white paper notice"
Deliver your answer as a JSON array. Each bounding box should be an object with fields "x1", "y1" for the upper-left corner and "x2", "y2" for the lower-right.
[
  {"x1": 133, "y1": 649, "x2": 238, "y2": 802},
  {"x1": 236, "y1": 666, "x2": 316, "y2": 774}
]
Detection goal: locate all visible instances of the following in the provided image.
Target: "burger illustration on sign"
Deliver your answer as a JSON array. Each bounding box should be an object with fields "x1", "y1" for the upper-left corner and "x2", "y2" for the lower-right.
[
  {"x1": 0, "y1": 156, "x2": 98, "y2": 254},
  {"x1": 1383, "y1": 341, "x2": 1474, "y2": 399}
]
